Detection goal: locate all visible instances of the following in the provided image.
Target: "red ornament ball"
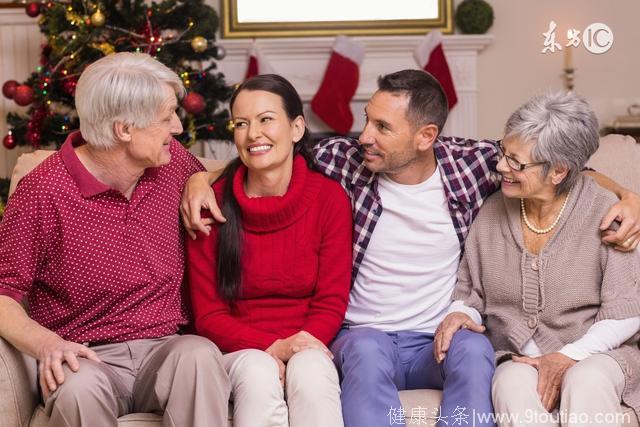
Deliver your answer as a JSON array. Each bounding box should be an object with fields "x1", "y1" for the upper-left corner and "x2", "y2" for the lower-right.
[
  {"x1": 62, "y1": 78, "x2": 77, "y2": 96},
  {"x1": 25, "y1": 2, "x2": 40, "y2": 18},
  {"x1": 2, "y1": 80, "x2": 18, "y2": 99},
  {"x1": 3, "y1": 134, "x2": 16, "y2": 150},
  {"x1": 26, "y1": 130, "x2": 41, "y2": 147},
  {"x1": 14, "y1": 85, "x2": 34, "y2": 106},
  {"x1": 182, "y1": 92, "x2": 205, "y2": 115}
]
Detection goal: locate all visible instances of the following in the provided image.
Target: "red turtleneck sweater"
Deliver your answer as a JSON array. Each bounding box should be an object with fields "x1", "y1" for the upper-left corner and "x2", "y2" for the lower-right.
[{"x1": 186, "y1": 155, "x2": 352, "y2": 352}]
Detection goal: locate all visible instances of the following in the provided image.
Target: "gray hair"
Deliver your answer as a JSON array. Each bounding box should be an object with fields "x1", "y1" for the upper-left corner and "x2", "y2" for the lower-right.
[
  {"x1": 75, "y1": 52, "x2": 185, "y2": 149},
  {"x1": 504, "y1": 91, "x2": 599, "y2": 195}
]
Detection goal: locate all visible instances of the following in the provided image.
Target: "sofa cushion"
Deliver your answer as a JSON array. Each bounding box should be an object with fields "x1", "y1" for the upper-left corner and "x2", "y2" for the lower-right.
[
  {"x1": 30, "y1": 406, "x2": 165, "y2": 427},
  {"x1": 0, "y1": 338, "x2": 38, "y2": 427}
]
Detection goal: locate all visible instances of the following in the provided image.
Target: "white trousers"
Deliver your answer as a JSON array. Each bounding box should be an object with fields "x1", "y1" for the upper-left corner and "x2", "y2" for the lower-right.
[
  {"x1": 223, "y1": 348, "x2": 344, "y2": 427},
  {"x1": 492, "y1": 354, "x2": 627, "y2": 427}
]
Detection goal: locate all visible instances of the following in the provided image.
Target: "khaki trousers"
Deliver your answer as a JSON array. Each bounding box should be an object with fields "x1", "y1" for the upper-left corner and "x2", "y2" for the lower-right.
[
  {"x1": 492, "y1": 354, "x2": 626, "y2": 427},
  {"x1": 223, "y1": 348, "x2": 344, "y2": 427},
  {"x1": 44, "y1": 334, "x2": 231, "y2": 427}
]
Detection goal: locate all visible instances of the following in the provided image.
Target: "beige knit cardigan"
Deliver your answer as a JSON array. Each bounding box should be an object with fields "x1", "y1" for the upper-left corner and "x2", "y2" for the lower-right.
[{"x1": 453, "y1": 175, "x2": 640, "y2": 418}]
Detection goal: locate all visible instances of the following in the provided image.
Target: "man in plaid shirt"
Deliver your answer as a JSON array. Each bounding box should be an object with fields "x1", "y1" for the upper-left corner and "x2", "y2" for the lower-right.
[
  {"x1": 182, "y1": 70, "x2": 640, "y2": 427},
  {"x1": 312, "y1": 70, "x2": 499, "y2": 427}
]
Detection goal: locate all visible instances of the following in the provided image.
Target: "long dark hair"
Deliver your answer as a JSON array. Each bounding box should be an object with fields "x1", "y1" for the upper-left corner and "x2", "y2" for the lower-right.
[{"x1": 217, "y1": 74, "x2": 314, "y2": 301}]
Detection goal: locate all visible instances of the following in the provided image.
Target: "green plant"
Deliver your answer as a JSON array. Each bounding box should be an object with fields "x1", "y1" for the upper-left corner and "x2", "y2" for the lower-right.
[{"x1": 455, "y1": 0, "x2": 494, "y2": 34}]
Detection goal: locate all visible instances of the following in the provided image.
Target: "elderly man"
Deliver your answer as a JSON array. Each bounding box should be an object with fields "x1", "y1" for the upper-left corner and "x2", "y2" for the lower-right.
[
  {"x1": 182, "y1": 70, "x2": 640, "y2": 427},
  {"x1": 0, "y1": 53, "x2": 230, "y2": 427}
]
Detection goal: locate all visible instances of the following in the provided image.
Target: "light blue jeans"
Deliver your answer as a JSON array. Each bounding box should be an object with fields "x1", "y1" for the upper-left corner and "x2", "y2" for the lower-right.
[{"x1": 330, "y1": 327, "x2": 496, "y2": 427}]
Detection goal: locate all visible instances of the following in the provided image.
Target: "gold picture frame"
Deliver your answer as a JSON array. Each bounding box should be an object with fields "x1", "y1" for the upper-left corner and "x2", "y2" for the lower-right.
[
  {"x1": 221, "y1": 0, "x2": 453, "y2": 38},
  {"x1": 0, "y1": 2, "x2": 26, "y2": 8}
]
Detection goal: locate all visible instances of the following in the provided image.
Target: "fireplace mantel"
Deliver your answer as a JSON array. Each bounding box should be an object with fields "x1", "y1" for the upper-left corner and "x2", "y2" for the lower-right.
[{"x1": 217, "y1": 35, "x2": 493, "y2": 138}]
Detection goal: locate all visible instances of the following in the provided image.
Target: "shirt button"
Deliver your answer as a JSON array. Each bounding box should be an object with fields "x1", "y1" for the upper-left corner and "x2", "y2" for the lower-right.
[
  {"x1": 531, "y1": 260, "x2": 538, "y2": 271},
  {"x1": 527, "y1": 316, "x2": 538, "y2": 328}
]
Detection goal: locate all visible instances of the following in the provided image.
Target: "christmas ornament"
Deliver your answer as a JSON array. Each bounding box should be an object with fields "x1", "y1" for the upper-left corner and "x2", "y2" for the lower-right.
[
  {"x1": 182, "y1": 92, "x2": 205, "y2": 114},
  {"x1": 2, "y1": 80, "x2": 18, "y2": 99},
  {"x1": 91, "y1": 42, "x2": 115, "y2": 56},
  {"x1": 90, "y1": 9, "x2": 106, "y2": 27},
  {"x1": 25, "y1": 2, "x2": 40, "y2": 18},
  {"x1": 161, "y1": 29, "x2": 179, "y2": 40},
  {"x1": 2, "y1": 133, "x2": 16, "y2": 149},
  {"x1": 62, "y1": 77, "x2": 78, "y2": 96},
  {"x1": 226, "y1": 120, "x2": 234, "y2": 132},
  {"x1": 66, "y1": 10, "x2": 84, "y2": 26},
  {"x1": 140, "y1": 22, "x2": 161, "y2": 55},
  {"x1": 26, "y1": 130, "x2": 41, "y2": 147},
  {"x1": 191, "y1": 36, "x2": 208, "y2": 53},
  {"x1": 48, "y1": 101, "x2": 73, "y2": 115},
  {"x1": 0, "y1": 200, "x2": 5, "y2": 218},
  {"x1": 214, "y1": 45, "x2": 226, "y2": 60},
  {"x1": 14, "y1": 85, "x2": 34, "y2": 106}
]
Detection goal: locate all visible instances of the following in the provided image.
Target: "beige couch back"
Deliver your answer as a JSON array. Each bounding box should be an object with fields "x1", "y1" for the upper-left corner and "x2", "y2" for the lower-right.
[
  {"x1": 8, "y1": 151, "x2": 227, "y2": 197},
  {"x1": 8, "y1": 135, "x2": 639, "y2": 198},
  {"x1": 586, "y1": 134, "x2": 640, "y2": 195}
]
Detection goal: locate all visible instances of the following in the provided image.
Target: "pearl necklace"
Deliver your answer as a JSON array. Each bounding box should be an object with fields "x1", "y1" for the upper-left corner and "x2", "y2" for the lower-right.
[{"x1": 520, "y1": 189, "x2": 572, "y2": 234}]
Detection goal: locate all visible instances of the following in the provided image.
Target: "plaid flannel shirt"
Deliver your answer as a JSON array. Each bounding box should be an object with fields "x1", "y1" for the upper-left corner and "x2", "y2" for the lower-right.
[{"x1": 313, "y1": 136, "x2": 501, "y2": 282}]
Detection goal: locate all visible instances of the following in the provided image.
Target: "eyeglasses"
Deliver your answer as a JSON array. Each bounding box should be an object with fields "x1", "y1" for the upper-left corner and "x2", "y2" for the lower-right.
[{"x1": 496, "y1": 140, "x2": 548, "y2": 172}]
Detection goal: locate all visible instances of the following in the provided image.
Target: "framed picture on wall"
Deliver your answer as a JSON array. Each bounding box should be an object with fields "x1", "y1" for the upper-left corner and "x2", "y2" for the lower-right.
[
  {"x1": 221, "y1": 0, "x2": 453, "y2": 38},
  {"x1": 0, "y1": 1, "x2": 26, "y2": 7}
]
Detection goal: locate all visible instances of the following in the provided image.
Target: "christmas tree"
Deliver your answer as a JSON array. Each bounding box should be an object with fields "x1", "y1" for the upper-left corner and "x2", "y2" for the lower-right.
[
  {"x1": 0, "y1": 177, "x2": 9, "y2": 218},
  {"x1": 1, "y1": 0, "x2": 233, "y2": 151}
]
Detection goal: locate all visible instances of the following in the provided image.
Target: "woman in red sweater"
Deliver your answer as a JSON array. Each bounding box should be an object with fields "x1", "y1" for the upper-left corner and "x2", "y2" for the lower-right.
[{"x1": 186, "y1": 74, "x2": 352, "y2": 427}]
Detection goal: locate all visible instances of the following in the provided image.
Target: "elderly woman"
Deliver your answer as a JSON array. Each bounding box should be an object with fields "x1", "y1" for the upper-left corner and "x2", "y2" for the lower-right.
[
  {"x1": 0, "y1": 52, "x2": 230, "y2": 426},
  {"x1": 186, "y1": 74, "x2": 352, "y2": 427},
  {"x1": 435, "y1": 92, "x2": 640, "y2": 426}
]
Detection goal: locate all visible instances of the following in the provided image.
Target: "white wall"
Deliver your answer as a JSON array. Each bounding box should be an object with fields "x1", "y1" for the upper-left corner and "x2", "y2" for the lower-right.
[{"x1": 476, "y1": 0, "x2": 640, "y2": 139}]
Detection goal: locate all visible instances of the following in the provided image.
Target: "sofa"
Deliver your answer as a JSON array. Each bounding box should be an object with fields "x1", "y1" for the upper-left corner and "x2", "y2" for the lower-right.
[{"x1": 2, "y1": 134, "x2": 639, "y2": 426}]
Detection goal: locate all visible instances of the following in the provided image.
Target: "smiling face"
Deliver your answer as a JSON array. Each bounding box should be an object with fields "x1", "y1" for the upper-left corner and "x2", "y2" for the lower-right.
[
  {"x1": 231, "y1": 89, "x2": 304, "y2": 173},
  {"x1": 498, "y1": 136, "x2": 554, "y2": 200},
  {"x1": 358, "y1": 91, "x2": 422, "y2": 175},
  {"x1": 127, "y1": 83, "x2": 182, "y2": 168}
]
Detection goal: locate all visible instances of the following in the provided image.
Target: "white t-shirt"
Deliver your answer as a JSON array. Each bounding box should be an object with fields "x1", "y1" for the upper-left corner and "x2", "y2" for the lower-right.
[{"x1": 344, "y1": 168, "x2": 460, "y2": 333}]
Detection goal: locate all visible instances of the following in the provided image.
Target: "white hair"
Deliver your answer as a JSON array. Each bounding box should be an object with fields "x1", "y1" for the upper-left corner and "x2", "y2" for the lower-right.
[
  {"x1": 75, "y1": 52, "x2": 185, "y2": 149},
  {"x1": 504, "y1": 91, "x2": 600, "y2": 195}
]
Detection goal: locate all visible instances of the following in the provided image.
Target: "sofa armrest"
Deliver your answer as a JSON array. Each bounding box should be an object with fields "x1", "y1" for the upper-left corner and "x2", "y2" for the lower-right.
[
  {"x1": 0, "y1": 337, "x2": 38, "y2": 427},
  {"x1": 9, "y1": 150, "x2": 56, "y2": 198}
]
